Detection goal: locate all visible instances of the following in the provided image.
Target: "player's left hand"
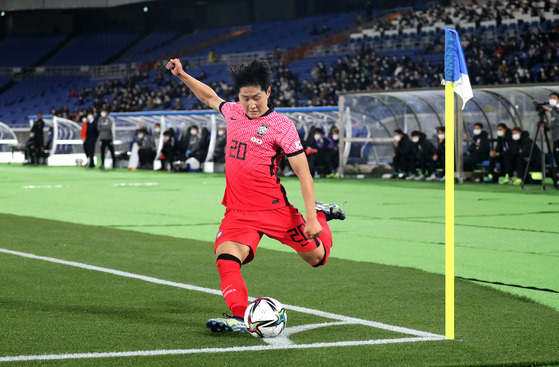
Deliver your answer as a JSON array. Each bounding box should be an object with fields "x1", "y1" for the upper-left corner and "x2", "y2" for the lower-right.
[
  {"x1": 166, "y1": 59, "x2": 183, "y2": 77},
  {"x1": 304, "y1": 217, "x2": 322, "y2": 239}
]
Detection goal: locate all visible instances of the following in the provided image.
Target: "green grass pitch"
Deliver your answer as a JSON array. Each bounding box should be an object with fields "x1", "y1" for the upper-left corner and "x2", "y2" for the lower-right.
[{"x1": 0, "y1": 165, "x2": 558, "y2": 366}]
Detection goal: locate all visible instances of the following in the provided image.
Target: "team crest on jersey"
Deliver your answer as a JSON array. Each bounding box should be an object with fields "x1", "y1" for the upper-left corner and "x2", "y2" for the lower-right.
[
  {"x1": 295, "y1": 141, "x2": 303, "y2": 150},
  {"x1": 256, "y1": 124, "x2": 269, "y2": 136}
]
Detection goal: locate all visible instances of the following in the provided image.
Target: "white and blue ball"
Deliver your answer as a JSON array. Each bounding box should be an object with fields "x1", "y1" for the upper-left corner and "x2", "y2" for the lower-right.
[{"x1": 244, "y1": 297, "x2": 287, "y2": 338}]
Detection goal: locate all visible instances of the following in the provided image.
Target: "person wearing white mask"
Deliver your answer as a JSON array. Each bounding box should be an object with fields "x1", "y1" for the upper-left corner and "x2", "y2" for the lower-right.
[
  {"x1": 183, "y1": 125, "x2": 208, "y2": 171},
  {"x1": 410, "y1": 130, "x2": 436, "y2": 180},
  {"x1": 136, "y1": 127, "x2": 156, "y2": 169},
  {"x1": 97, "y1": 108, "x2": 116, "y2": 169},
  {"x1": 325, "y1": 127, "x2": 340, "y2": 178},
  {"x1": 500, "y1": 126, "x2": 542, "y2": 185},
  {"x1": 485, "y1": 123, "x2": 512, "y2": 183},
  {"x1": 391, "y1": 128, "x2": 414, "y2": 179},
  {"x1": 464, "y1": 123, "x2": 490, "y2": 173},
  {"x1": 305, "y1": 127, "x2": 335, "y2": 178},
  {"x1": 426, "y1": 127, "x2": 446, "y2": 181},
  {"x1": 84, "y1": 112, "x2": 98, "y2": 168},
  {"x1": 213, "y1": 126, "x2": 227, "y2": 163},
  {"x1": 543, "y1": 92, "x2": 559, "y2": 175}
]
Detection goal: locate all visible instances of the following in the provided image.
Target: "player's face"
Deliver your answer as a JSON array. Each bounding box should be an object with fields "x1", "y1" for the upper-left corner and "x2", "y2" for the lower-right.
[{"x1": 239, "y1": 85, "x2": 271, "y2": 119}]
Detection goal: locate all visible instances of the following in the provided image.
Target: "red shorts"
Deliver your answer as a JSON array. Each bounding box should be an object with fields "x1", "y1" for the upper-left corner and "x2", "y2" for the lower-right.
[{"x1": 214, "y1": 205, "x2": 321, "y2": 264}]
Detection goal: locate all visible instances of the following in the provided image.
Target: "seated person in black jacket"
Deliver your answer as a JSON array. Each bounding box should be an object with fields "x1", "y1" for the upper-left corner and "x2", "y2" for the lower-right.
[
  {"x1": 159, "y1": 128, "x2": 176, "y2": 171},
  {"x1": 502, "y1": 126, "x2": 542, "y2": 185},
  {"x1": 137, "y1": 127, "x2": 156, "y2": 169},
  {"x1": 184, "y1": 125, "x2": 208, "y2": 171},
  {"x1": 427, "y1": 127, "x2": 446, "y2": 181},
  {"x1": 410, "y1": 130, "x2": 436, "y2": 180},
  {"x1": 391, "y1": 128, "x2": 414, "y2": 179},
  {"x1": 212, "y1": 126, "x2": 227, "y2": 163},
  {"x1": 463, "y1": 122, "x2": 490, "y2": 172},
  {"x1": 485, "y1": 123, "x2": 513, "y2": 183}
]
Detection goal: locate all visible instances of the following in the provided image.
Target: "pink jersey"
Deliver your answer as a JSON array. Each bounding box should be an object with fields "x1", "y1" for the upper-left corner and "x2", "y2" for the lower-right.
[{"x1": 219, "y1": 102, "x2": 304, "y2": 210}]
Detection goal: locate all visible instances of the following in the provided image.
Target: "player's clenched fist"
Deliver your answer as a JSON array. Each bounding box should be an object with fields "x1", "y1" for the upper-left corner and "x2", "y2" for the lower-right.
[{"x1": 166, "y1": 59, "x2": 183, "y2": 76}]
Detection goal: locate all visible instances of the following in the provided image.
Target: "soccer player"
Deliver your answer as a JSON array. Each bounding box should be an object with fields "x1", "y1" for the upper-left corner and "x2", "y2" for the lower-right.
[{"x1": 166, "y1": 58, "x2": 345, "y2": 333}]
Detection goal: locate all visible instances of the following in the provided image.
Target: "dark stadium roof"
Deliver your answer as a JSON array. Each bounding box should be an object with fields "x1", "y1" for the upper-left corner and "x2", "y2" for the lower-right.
[{"x1": 0, "y1": 0, "x2": 156, "y2": 11}]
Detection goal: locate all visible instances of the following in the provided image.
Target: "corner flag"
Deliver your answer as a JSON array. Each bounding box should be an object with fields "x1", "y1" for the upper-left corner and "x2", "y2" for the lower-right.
[
  {"x1": 443, "y1": 26, "x2": 472, "y2": 341},
  {"x1": 444, "y1": 27, "x2": 473, "y2": 110}
]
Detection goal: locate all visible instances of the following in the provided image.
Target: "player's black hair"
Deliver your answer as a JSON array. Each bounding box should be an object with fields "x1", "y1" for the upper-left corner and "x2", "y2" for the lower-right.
[
  {"x1": 497, "y1": 123, "x2": 508, "y2": 129},
  {"x1": 474, "y1": 122, "x2": 483, "y2": 129},
  {"x1": 437, "y1": 126, "x2": 445, "y2": 133},
  {"x1": 230, "y1": 59, "x2": 272, "y2": 94},
  {"x1": 411, "y1": 130, "x2": 421, "y2": 137},
  {"x1": 550, "y1": 92, "x2": 559, "y2": 98},
  {"x1": 394, "y1": 128, "x2": 404, "y2": 135}
]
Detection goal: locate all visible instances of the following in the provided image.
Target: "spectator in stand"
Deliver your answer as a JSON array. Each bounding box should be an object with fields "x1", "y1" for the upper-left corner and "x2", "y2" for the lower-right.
[
  {"x1": 97, "y1": 108, "x2": 116, "y2": 169},
  {"x1": 390, "y1": 128, "x2": 414, "y2": 179},
  {"x1": 30, "y1": 113, "x2": 46, "y2": 165},
  {"x1": 305, "y1": 126, "x2": 336, "y2": 177},
  {"x1": 137, "y1": 127, "x2": 156, "y2": 169},
  {"x1": 427, "y1": 127, "x2": 446, "y2": 181},
  {"x1": 209, "y1": 49, "x2": 218, "y2": 64},
  {"x1": 213, "y1": 126, "x2": 227, "y2": 163},
  {"x1": 501, "y1": 126, "x2": 542, "y2": 185},
  {"x1": 410, "y1": 130, "x2": 436, "y2": 180},
  {"x1": 463, "y1": 123, "x2": 490, "y2": 172},
  {"x1": 485, "y1": 123, "x2": 513, "y2": 183}
]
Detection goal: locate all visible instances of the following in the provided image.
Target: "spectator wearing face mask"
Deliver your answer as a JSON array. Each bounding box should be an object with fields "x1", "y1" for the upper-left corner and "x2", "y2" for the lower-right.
[
  {"x1": 501, "y1": 127, "x2": 542, "y2": 185},
  {"x1": 543, "y1": 92, "x2": 559, "y2": 174},
  {"x1": 426, "y1": 127, "x2": 446, "y2": 181},
  {"x1": 159, "y1": 128, "x2": 176, "y2": 171},
  {"x1": 97, "y1": 108, "x2": 116, "y2": 169},
  {"x1": 137, "y1": 127, "x2": 156, "y2": 169},
  {"x1": 213, "y1": 126, "x2": 227, "y2": 163},
  {"x1": 84, "y1": 112, "x2": 98, "y2": 168},
  {"x1": 409, "y1": 130, "x2": 436, "y2": 180},
  {"x1": 184, "y1": 125, "x2": 208, "y2": 171},
  {"x1": 305, "y1": 126, "x2": 335, "y2": 178},
  {"x1": 390, "y1": 128, "x2": 414, "y2": 179},
  {"x1": 463, "y1": 122, "x2": 490, "y2": 172},
  {"x1": 153, "y1": 122, "x2": 162, "y2": 149},
  {"x1": 326, "y1": 127, "x2": 340, "y2": 178},
  {"x1": 485, "y1": 123, "x2": 512, "y2": 183}
]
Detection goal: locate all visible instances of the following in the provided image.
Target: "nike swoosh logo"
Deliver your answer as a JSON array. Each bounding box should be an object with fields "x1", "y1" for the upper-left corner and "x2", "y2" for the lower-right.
[{"x1": 230, "y1": 117, "x2": 237, "y2": 120}]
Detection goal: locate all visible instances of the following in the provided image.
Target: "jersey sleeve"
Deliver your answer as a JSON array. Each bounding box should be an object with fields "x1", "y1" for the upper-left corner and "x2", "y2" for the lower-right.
[
  {"x1": 279, "y1": 117, "x2": 304, "y2": 157},
  {"x1": 219, "y1": 102, "x2": 234, "y2": 119}
]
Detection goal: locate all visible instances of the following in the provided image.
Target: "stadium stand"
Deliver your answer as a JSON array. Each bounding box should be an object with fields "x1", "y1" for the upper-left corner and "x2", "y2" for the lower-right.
[
  {"x1": 43, "y1": 32, "x2": 141, "y2": 66},
  {"x1": 0, "y1": 33, "x2": 70, "y2": 68},
  {"x1": 2, "y1": 0, "x2": 559, "y2": 130}
]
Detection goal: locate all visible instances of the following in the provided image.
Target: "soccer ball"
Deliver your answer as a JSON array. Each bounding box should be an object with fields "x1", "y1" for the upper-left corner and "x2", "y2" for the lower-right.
[{"x1": 244, "y1": 297, "x2": 287, "y2": 338}]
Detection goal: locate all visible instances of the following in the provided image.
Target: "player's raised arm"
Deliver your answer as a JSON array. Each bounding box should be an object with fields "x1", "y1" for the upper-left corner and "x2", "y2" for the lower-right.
[{"x1": 166, "y1": 58, "x2": 224, "y2": 112}]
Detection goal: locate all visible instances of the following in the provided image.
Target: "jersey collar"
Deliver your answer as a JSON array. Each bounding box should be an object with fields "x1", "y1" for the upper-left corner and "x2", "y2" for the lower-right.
[{"x1": 246, "y1": 106, "x2": 274, "y2": 120}]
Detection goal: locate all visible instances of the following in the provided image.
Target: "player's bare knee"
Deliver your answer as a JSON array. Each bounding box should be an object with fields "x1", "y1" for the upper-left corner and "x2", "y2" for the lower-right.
[{"x1": 297, "y1": 247, "x2": 325, "y2": 267}]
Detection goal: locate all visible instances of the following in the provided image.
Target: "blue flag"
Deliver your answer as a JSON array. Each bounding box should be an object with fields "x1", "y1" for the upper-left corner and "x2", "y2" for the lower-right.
[{"x1": 444, "y1": 27, "x2": 473, "y2": 110}]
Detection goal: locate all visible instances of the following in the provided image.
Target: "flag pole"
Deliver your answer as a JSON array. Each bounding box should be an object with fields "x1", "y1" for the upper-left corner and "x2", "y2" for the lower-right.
[{"x1": 445, "y1": 81, "x2": 455, "y2": 340}]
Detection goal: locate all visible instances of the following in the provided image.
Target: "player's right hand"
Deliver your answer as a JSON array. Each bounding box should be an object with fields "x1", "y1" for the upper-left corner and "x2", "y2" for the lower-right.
[{"x1": 166, "y1": 59, "x2": 183, "y2": 76}]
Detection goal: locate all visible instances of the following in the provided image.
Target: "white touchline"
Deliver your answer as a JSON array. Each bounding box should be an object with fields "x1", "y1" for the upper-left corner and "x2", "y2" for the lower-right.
[
  {"x1": 0, "y1": 248, "x2": 446, "y2": 363},
  {"x1": 113, "y1": 182, "x2": 159, "y2": 187}
]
